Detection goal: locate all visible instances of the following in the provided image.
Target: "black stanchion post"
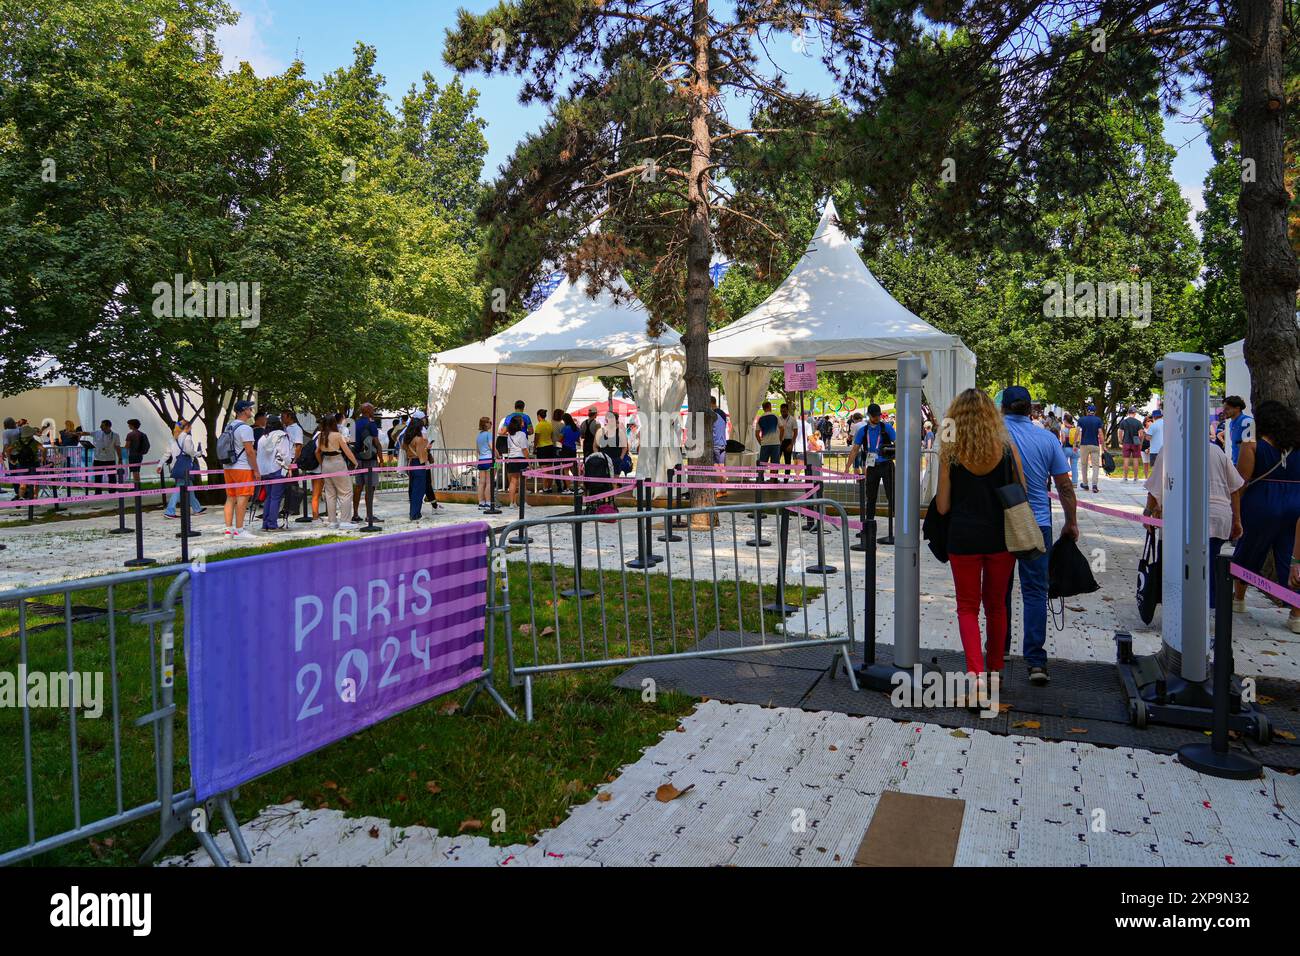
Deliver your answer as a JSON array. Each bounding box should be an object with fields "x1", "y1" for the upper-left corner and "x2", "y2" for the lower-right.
[
  {"x1": 484, "y1": 459, "x2": 501, "y2": 515},
  {"x1": 1176, "y1": 556, "x2": 1263, "y2": 779},
  {"x1": 658, "y1": 465, "x2": 682, "y2": 543},
  {"x1": 806, "y1": 477, "x2": 837, "y2": 575},
  {"x1": 879, "y1": 460, "x2": 896, "y2": 546},
  {"x1": 763, "y1": 506, "x2": 797, "y2": 615},
  {"x1": 509, "y1": 464, "x2": 533, "y2": 545},
  {"x1": 358, "y1": 463, "x2": 381, "y2": 532},
  {"x1": 850, "y1": 474, "x2": 869, "y2": 551},
  {"x1": 295, "y1": 475, "x2": 312, "y2": 523},
  {"x1": 124, "y1": 471, "x2": 156, "y2": 567},
  {"x1": 109, "y1": 467, "x2": 131, "y2": 534},
  {"x1": 561, "y1": 485, "x2": 594, "y2": 598},
  {"x1": 863, "y1": 518, "x2": 877, "y2": 664},
  {"x1": 746, "y1": 479, "x2": 770, "y2": 548}
]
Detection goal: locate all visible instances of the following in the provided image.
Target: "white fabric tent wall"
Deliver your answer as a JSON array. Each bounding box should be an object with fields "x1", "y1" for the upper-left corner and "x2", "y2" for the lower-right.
[
  {"x1": 1224, "y1": 339, "x2": 1250, "y2": 412},
  {"x1": 628, "y1": 346, "x2": 687, "y2": 482},
  {"x1": 428, "y1": 273, "x2": 681, "y2": 453},
  {"x1": 708, "y1": 200, "x2": 976, "y2": 477}
]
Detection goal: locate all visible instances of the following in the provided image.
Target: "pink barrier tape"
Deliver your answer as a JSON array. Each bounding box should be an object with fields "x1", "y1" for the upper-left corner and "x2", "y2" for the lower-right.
[
  {"x1": 582, "y1": 482, "x2": 636, "y2": 504},
  {"x1": 1229, "y1": 563, "x2": 1300, "y2": 610},
  {"x1": 2, "y1": 462, "x2": 404, "y2": 510},
  {"x1": 645, "y1": 480, "x2": 820, "y2": 491},
  {"x1": 1049, "y1": 491, "x2": 1163, "y2": 529}
]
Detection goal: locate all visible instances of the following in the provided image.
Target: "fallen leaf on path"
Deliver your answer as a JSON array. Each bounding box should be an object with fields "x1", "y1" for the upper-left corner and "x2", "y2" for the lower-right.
[
  {"x1": 368, "y1": 826, "x2": 380, "y2": 838},
  {"x1": 655, "y1": 782, "x2": 695, "y2": 803},
  {"x1": 1068, "y1": 728, "x2": 1088, "y2": 734},
  {"x1": 1277, "y1": 730, "x2": 1297, "y2": 741},
  {"x1": 1011, "y1": 720, "x2": 1041, "y2": 729},
  {"x1": 596, "y1": 792, "x2": 612, "y2": 802},
  {"x1": 950, "y1": 729, "x2": 969, "y2": 738}
]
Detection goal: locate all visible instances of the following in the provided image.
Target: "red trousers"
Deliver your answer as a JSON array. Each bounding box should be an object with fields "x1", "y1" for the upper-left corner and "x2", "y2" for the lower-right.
[{"x1": 948, "y1": 551, "x2": 1016, "y2": 674}]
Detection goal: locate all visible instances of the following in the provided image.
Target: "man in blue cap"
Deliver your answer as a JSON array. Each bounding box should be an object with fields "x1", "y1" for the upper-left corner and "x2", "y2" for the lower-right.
[
  {"x1": 1002, "y1": 386, "x2": 1080, "y2": 685},
  {"x1": 1076, "y1": 403, "x2": 1105, "y2": 493},
  {"x1": 850, "y1": 403, "x2": 896, "y2": 519}
]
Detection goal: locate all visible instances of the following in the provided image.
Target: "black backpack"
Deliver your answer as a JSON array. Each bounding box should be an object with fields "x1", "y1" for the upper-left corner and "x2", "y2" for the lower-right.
[
  {"x1": 297, "y1": 435, "x2": 320, "y2": 472},
  {"x1": 137, "y1": 432, "x2": 151, "y2": 456},
  {"x1": 817, "y1": 417, "x2": 833, "y2": 441},
  {"x1": 13, "y1": 436, "x2": 40, "y2": 468}
]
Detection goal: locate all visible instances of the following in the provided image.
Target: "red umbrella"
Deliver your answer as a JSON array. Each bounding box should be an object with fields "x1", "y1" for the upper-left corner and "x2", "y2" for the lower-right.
[{"x1": 569, "y1": 397, "x2": 638, "y2": 418}]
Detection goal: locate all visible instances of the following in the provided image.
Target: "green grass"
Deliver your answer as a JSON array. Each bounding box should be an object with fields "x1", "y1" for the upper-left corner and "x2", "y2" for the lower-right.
[{"x1": 0, "y1": 532, "x2": 823, "y2": 865}]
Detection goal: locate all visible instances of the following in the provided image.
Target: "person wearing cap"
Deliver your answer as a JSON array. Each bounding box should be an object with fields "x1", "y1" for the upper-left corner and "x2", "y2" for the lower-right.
[
  {"x1": 1001, "y1": 385, "x2": 1080, "y2": 686},
  {"x1": 1146, "y1": 408, "x2": 1165, "y2": 472},
  {"x1": 1219, "y1": 395, "x2": 1253, "y2": 466},
  {"x1": 1076, "y1": 403, "x2": 1104, "y2": 493},
  {"x1": 1117, "y1": 406, "x2": 1146, "y2": 481},
  {"x1": 850, "y1": 403, "x2": 896, "y2": 519},
  {"x1": 222, "y1": 400, "x2": 259, "y2": 537}
]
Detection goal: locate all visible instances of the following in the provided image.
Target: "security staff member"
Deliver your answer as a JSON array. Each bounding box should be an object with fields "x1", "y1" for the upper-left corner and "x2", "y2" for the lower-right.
[{"x1": 851, "y1": 403, "x2": 896, "y2": 519}]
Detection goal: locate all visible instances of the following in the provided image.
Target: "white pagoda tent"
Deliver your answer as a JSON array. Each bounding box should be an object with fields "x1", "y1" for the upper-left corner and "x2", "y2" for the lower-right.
[
  {"x1": 708, "y1": 199, "x2": 976, "y2": 452},
  {"x1": 428, "y1": 272, "x2": 685, "y2": 480}
]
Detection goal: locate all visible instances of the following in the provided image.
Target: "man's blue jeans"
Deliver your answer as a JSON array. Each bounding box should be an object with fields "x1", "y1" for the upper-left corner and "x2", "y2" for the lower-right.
[{"x1": 1004, "y1": 525, "x2": 1053, "y2": 668}]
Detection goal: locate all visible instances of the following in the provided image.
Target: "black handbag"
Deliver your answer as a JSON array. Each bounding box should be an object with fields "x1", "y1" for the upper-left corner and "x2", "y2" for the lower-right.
[
  {"x1": 1136, "y1": 526, "x2": 1162, "y2": 624},
  {"x1": 1048, "y1": 532, "x2": 1099, "y2": 598},
  {"x1": 1101, "y1": 450, "x2": 1117, "y2": 473},
  {"x1": 922, "y1": 494, "x2": 951, "y2": 563}
]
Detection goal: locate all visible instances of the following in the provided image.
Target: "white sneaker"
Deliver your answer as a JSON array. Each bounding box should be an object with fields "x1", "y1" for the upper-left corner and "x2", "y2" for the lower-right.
[
  {"x1": 234, "y1": 527, "x2": 256, "y2": 538},
  {"x1": 337, "y1": 521, "x2": 359, "y2": 531},
  {"x1": 222, "y1": 528, "x2": 234, "y2": 538}
]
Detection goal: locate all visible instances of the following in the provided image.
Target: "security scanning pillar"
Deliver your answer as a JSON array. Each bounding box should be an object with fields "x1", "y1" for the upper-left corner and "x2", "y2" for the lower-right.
[
  {"x1": 857, "y1": 355, "x2": 938, "y2": 693},
  {"x1": 1115, "y1": 352, "x2": 1269, "y2": 741}
]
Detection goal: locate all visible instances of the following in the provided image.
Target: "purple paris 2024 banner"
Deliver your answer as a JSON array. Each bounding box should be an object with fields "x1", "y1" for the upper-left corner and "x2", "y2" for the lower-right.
[{"x1": 187, "y1": 522, "x2": 490, "y2": 799}]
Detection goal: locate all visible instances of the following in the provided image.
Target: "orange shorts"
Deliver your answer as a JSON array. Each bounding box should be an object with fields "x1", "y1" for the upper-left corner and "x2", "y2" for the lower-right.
[{"x1": 224, "y1": 468, "x2": 254, "y2": 498}]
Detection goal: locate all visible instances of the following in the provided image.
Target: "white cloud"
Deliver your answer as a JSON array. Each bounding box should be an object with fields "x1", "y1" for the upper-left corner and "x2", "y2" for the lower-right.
[
  {"x1": 215, "y1": 0, "x2": 282, "y2": 76},
  {"x1": 1181, "y1": 184, "x2": 1206, "y2": 237}
]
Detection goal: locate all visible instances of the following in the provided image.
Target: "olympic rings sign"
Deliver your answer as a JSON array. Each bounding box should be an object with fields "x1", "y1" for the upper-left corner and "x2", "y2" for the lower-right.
[{"x1": 808, "y1": 397, "x2": 861, "y2": 418}]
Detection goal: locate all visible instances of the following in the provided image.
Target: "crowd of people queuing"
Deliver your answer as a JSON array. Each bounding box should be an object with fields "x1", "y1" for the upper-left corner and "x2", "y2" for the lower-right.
[{"x1": 6, "y1": 387, "x2": 1299, "y2": 647}]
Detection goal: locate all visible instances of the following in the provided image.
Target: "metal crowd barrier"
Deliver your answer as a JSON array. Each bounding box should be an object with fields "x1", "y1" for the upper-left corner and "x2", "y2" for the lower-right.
[
  {"x1": 492, "y1": 497, "x2": 862, "y2": 721},
  {"x1": 0, "y1": 564, "x2": 200, "y2": 867}
]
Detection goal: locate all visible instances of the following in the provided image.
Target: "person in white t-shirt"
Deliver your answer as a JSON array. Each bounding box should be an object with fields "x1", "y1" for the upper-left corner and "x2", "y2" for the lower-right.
[
  {"x1": 1146, "y1": 410, "x2": 1165, "y2": 471},
  {"x1": 256, "y1": 418, "x2": 294, "y2": 531},
  {"x1": 1145, "y1": 439, "x2": 1242, "y2": 610}
]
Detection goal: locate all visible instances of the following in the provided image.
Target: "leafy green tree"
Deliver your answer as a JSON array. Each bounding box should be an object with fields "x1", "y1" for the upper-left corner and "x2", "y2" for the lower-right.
[
  {"x1": 443, "y1": 0, "x2": 860, "y2": 505},
  {"x1": 830, "y1": 0, "x2": 1299, "y2": 410}
]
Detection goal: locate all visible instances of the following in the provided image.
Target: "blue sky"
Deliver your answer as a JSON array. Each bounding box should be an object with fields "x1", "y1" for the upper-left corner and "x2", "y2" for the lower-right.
[{"x1": 218, "y1": 0, "x2": 1212, "y2": 228}]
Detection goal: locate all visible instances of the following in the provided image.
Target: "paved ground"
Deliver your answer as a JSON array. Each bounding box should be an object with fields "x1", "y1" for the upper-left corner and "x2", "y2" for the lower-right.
[
  {"x1": 165, "y1": 700, "x2": 1300, "y2": 868},
  {"x1": 11, "y1": 471, "x2": 1300, "y2": 867}
]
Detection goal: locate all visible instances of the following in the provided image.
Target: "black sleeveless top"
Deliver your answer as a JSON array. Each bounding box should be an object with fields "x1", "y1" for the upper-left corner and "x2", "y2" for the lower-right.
[{"x1": 947, "y1": 449, "x2": 1012, "y2": 555}]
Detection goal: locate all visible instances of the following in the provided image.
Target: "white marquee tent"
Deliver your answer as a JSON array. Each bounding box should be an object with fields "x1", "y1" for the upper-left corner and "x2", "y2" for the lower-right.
[
  {"x1": 428, "y1": 272, "x2": 686, "y2": 480},
  {"x1": 708, "y1": 199, "x2": 976, "y2": 456}
]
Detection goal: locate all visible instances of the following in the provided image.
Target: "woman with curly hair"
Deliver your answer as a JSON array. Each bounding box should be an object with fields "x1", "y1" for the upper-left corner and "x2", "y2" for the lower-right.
[
  {"x1": 1232, "y1": 400, "x2": 1300, "y2": 632},
  {"x1": 935, "y1": 388, "x2": 1026, "y2": 693}
]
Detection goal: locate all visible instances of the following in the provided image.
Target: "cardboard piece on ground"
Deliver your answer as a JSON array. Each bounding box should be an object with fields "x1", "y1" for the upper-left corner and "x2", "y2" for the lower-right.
[{"x1": 854, "y1": 790, "x2": 965, "y2": 867}]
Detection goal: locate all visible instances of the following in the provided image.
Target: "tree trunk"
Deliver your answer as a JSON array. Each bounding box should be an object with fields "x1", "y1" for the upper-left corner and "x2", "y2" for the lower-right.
[
  {"x1": 1235, "y1": 0, "x2": 1300, "y2": 410},
  {"x1": 684, "y1": 0, "x2": 716, "y2": 525}
]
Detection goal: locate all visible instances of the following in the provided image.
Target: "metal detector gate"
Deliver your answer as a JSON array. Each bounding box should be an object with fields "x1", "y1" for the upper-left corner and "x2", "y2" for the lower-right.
[{"x1": 1115, "y1": 352, "x2": 1269, "y2": 743}]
